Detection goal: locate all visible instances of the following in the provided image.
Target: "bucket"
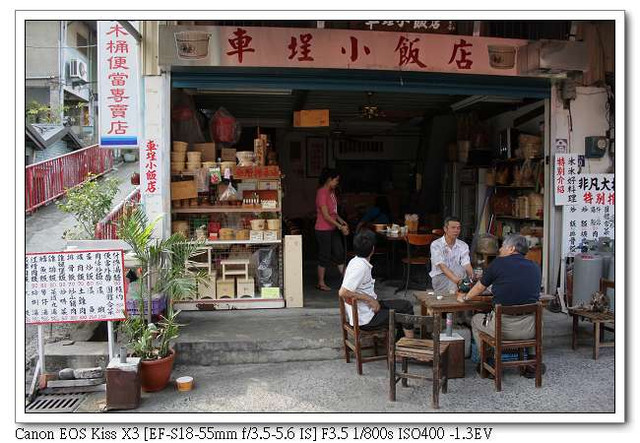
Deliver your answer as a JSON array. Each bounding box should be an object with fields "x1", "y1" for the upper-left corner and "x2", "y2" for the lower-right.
[
  {"x1": 250, "y1": 219, "x2": 265, "y2": 230},
  {"x1": 488, "y1": 45, "x2": 516, "y2": 69},
  {"x1": 174, "y1": 31, "x2": 211, "y2": 60},
  {"x1": 171, "y1": 162, "x2": 185, "y2": 173},
  {"x1": 186, "y1": 152, "x2": 202, "y2": 162},
  {"x1": 172, "y1": 141, "x2": 188, "y2": 152},
  {"x1": 186, "y1": 161, "x2": 201, "y2": 171},
  {"x1": 176, "y1": 376, "x2": 194, "y2": 392},
  {"x1": 266, "y1": 219, "x2": 281, "y2": 231},
  {"x1": 171, "y1": 152, "x2": 186, "y2": 162},
  {"x1": 202, "y1": 161, "x2": 217, "y2": 169},
  {"x1": 405, "y1": 219, "x2": 419, "y2": 233}
]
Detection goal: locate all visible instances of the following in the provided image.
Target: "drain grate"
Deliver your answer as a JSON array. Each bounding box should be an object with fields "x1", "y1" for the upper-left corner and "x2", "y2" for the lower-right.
[{"x1": 26, "y1": 394, "x2": 86, "y2": 413}]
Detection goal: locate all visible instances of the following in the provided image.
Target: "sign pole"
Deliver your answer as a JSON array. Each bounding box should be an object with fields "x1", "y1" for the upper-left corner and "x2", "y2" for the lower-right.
[
  {"x1": 38, "y1": 324, "x2": 45, "y2": 374},
  {"x1": 107, "y1": 321, "x2": 115, "y2": 361}
]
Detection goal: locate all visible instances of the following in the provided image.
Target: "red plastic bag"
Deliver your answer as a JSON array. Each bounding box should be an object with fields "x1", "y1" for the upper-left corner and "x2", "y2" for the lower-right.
[{"x1": 210, "y1": 107, "x2": 241, "y2": 147}]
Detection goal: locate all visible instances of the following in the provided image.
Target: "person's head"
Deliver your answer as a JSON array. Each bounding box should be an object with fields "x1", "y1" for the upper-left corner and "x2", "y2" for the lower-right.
[
  {"x1": 319, "y1": 168, "x2": 340, "y2": 189},
  {"x1": 375, "y1": 195, "x2": 391, "y2": 215},
  {"x1": 499, "y1": 234, "x2": 529, "y2": 257},
  {"x1": 353, "y1": 230, "x2": 376, "y2": 259},
  {"x1": 443, "y1": 216, "x2": 462, "y2": 239}
]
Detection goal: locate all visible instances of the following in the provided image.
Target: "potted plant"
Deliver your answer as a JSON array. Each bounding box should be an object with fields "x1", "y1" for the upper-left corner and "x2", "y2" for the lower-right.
[{"x1": 117, "y1": 207, "x2": 207, "y2": 391}]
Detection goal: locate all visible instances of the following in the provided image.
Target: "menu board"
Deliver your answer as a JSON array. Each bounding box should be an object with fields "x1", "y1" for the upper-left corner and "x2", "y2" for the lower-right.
[
  {"x1": 562, "y1": 205, "x2": 615, "y2": 256},
  {"x1": 25, "y1": 250, "x2": 126, "y2": 325}
]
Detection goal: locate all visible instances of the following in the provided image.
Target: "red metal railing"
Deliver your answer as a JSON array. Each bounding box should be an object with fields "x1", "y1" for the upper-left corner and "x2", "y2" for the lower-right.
[
  {"x1": 95, "y1": 187, "x2": 141, "y2": 240},
  {"x1": 25, "y1": 145, "x2": 114, "y2": 213}
]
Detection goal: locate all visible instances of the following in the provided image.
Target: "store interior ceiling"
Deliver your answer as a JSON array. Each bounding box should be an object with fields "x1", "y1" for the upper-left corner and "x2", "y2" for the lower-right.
[{"x1": 185, "y1": 88, "x2": 536, "y2": 138}]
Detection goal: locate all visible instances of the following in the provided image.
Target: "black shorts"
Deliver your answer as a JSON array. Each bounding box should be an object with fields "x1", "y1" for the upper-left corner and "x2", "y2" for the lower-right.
[
  {"x1": 360, "y1": 299, "x2": 414, "y2": 330},
  {"x1": 315, "y1": 229, "x2": 345, "y2": 267}
]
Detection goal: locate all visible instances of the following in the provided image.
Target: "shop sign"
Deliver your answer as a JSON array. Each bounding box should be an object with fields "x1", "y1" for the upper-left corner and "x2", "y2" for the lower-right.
[
  {"x1": 562, "y1": 205, "x2": 615, "y2": 256},
  {"x1": 159, "y1": 25, "x2": 526, "y2": 76},
  {"x1": 352, "y1": 20, "x2": 457, "y2": 34},
  {"x1": 98, "y1": 21, "x2": 140, "y2": 148},
  {"x1": 25, "y1": 250, "x2": 126, "y2": 325},
  {"x1": 554, "y1": 154, "x2": 613, "y2": 207},
  {"x1": 554, "y1": 154, "x2": 580, "y2": 205},
  {"x1": 142, "y1": 138, "x2": 159, "y2": 195}
]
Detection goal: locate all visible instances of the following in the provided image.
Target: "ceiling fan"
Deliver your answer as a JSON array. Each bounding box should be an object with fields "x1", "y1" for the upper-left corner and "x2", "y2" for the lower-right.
[{"x1": 341, "y1": 91, "x2": 426, "y2": 123}]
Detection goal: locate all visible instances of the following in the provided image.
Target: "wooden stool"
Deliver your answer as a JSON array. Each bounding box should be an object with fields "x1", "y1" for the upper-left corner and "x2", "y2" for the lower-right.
[
  {"x1": 220, "y1": 259, "x2": 250, "y2": 280},
  {"x1": 569, "y1": 308, "x2": 615, "y2": 360}
]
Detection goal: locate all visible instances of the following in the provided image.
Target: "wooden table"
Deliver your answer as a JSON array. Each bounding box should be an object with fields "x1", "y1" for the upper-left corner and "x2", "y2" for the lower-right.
[
  {"x1": 569, "y1": 308, "x2": 614, "y2": 360},
  {"x1": 412, "y1": 291, "x2": 555, "y2": 406}
]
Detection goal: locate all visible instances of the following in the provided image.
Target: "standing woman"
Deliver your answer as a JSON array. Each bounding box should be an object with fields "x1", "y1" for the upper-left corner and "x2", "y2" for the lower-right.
[{"x1": 315, "y1": 168, "x2": 349, "y2": 291}]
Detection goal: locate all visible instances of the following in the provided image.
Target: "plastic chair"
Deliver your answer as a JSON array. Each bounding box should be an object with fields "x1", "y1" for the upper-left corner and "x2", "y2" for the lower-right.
[
  {"x1": 388, "y1": 310, "x2": 449, "y2": 409},
  {"x1": 338, "y1": 293, "x2": 389, "y2": 375},
  {"x1": 478, "y1": 302, "x2": 543, "y2": 391},
  {"x1": 401, "y1": 234, "x2": 438, "y2": 296}
]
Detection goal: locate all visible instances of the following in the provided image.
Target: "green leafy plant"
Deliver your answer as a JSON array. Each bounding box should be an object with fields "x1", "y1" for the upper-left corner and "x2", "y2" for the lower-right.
[
  {"x1": 57, "y1": 174, "x2": 120, "y2": 239},
  {"x1": 116, "y1": 207, "x2": 208, "y2": 360},
  {"x1": 26, "y1": 100, "x2": 87, "y2": 125}
]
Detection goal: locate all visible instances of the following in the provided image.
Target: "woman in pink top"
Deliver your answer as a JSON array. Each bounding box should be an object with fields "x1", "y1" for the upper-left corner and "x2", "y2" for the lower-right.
[{"x1": 315, "y1": 168, "x2": 349, "y2": 291}]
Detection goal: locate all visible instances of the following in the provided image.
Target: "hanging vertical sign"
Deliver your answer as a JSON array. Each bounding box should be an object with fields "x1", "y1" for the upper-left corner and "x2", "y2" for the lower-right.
[
  {"x1": 554, "y1": 154, "x2": 580, "y2": 205},
  {"x1": 25, "y1": 250, "x2": 127, "y2": 324},
  {"x1": 98, "y1": 21, "x2": 139, "y2": 148},
  {"x1": 562, "y1": 205, "x2": 615, "y2": 256},
  {"x1": 142, "y1": 138, "x2": 159, "y2": 195}
]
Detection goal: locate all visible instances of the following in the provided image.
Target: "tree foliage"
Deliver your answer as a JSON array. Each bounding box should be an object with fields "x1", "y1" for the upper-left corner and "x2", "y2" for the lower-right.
[{"x1": 57, "y1": 173, "x2": 120, "y2": 239}]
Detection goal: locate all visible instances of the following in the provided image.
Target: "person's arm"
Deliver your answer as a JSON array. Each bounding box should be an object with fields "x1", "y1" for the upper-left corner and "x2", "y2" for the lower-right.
[
  {"x1": 339, "y1": 286, "x2": 380, "y2": 312},
  {"x1": 431, "y1": 242, "x2": 461, "y2": 284},
  {"x1": 438, "y1": 264, "x2": 463, "y2": 285},
  {"x1": 320, "y1": 205, "x2": 345, "y2": 229},
  {"x1": 457, "y1": 280, "x2": 491, "y2": 303}
]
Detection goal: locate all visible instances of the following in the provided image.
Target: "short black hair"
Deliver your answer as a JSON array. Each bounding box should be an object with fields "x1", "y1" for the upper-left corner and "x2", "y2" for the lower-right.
[
  {"x1": 353, "y1": 230, "x2": 376, "y2": 258},
  {"x1": 444, "y1": 216, "x2": 461, "y2": 227},
  {"x1": 319, "y1": 168, "x2": 340, "y2": 186}
]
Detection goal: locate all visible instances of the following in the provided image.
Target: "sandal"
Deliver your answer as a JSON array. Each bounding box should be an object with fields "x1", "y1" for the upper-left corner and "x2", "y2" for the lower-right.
[{"x1": 316, "y1": 284, "x2": 332, "y2": 292}]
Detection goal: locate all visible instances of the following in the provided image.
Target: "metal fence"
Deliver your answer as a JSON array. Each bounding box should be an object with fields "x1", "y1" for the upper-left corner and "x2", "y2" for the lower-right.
[
  {"x1": 25, "y1": 145, "x2": 114, "y2": 213},
  {"x1": 94, "y1": 187, "x2": 141, "y2": 240}
]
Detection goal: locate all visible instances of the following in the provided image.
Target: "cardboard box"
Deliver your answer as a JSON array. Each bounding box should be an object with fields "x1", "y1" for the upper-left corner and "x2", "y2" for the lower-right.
[
  {"x1": 260, "y1": 287, "x2": 281, "y2": 299},
  {"x1": 293, "y1": 109, "x2": 330, "y2": 127},
  {"x1": 192, "y1": 143, "x2": 216, "y2": 162},
  {"x1": 170, "y1": 180, "x2": 197, "y2": 200},
  {"x1": 263, "y1": 230, "x2": 280, "y2": 241},
  {"x1": 249, "y1": 230, "x2": 264, "y2": 242},
  {"x1": 221, "y1": 148, "x2": 237, "y2": 162}
]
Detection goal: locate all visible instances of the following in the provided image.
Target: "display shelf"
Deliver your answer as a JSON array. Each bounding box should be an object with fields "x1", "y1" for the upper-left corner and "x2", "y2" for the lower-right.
[{"x1": 172, "y1": 207, "x2": 281, "y2": 214}]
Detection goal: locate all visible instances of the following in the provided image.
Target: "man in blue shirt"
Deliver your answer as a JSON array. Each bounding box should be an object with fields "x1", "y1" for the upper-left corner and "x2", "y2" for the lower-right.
[{"x1": 457, "y1": 234, "x2": 543, "y2": 378}]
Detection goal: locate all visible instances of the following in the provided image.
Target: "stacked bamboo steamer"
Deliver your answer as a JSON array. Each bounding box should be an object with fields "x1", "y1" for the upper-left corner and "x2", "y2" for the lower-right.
[
  {"x1": 171, "y1": 141, "x2": 188, "y2": 173},
  {"x1": 186, "y1": 151, "x2": 202, "y2": 171}
]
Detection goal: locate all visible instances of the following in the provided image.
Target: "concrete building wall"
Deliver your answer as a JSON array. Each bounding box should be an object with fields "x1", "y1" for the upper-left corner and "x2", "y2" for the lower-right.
[{"x1": 26, "y1": 21, "x2": 59, "y2": 78}]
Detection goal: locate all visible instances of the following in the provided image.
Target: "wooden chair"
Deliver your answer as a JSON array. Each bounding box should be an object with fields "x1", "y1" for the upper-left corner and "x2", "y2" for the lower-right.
[
  {"x1": 569, "y1": 278, "x2": 614, "y2": 360},
  {"x1": 338, "y1": 293, "x2": 389, "y2": 375},
  {"x1": 388, "y1": 310, "x2": 449, "y2": 409},
  {"x1": 478, "y1": 302, "x2": 543, "y2": 391},
  {"x1": 401, "y1": 234, "x2": 438, "y2": 296}
]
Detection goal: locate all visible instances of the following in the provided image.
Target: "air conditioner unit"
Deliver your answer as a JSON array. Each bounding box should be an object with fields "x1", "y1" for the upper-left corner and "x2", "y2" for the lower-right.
[
  {"x1": 69, "y1": 59, "x2": 88, "y2": 83},
  {"x1": 517, "y1": 40, "x2": 589, "y2": 77}
]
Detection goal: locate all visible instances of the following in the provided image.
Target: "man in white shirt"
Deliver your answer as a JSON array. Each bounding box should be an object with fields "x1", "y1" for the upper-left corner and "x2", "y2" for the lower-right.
[
  {"x1": 339, "y1": 231, "x2": 414, "y2": 337},
  {"x1": 429, "y1": 216, "x2": 474, "y2": 295}
]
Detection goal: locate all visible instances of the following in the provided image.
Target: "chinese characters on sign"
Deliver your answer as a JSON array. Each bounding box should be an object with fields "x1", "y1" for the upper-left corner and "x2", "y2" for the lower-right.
[
  {"x1": 359, "y1": 20, "x2": 457, "y2": 33},
  {"x1": 562, "y1": 205, "x2": 615, "y2": 256},
  {"x1": 99, "y1": 21, "x2": 139, "y2": 148},
  {"x1": 554, "y1": 154, "x2": 580, "y2": 205},
  {"x1": 25, "y1": 250, "x2": 126, "y2": 324},
  {"x1": 160, "y1": 25, "x2": 525, "y2": 76},
  {"x1": 143, "y1": 139, "x2": 159, "y2": 195}
]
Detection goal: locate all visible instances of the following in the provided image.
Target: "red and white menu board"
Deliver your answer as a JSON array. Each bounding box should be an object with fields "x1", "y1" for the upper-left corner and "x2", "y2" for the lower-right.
[{"x1": 25, "y1": 250, "x2": 126, "y2": 325}]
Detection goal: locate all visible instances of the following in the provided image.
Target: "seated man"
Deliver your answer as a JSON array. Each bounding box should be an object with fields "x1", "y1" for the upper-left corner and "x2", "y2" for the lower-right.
[
  {"x1": 458, "y1": 234, "x2": 543, "y2": 378},
  {"x1": 339, "y1": 230, "x2": 414, "y2": 338},
  {"x1": 429, "y1": 216, "x2": 474, "y2": 295}
]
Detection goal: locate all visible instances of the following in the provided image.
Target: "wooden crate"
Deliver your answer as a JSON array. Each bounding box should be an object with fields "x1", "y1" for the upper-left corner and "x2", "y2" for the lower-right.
[
  {"x1": 440, "y1": 333, "x2": 465, "y2": 379},
  {"x1": 236, "y1": 278, "x2": 255, "y2": 298},
  {"x1": 216, "y1": 279, "x2": 235, "y2": 299},
  {"x1": 170, "y1": 180, "x2": 197, "y2": 200}
]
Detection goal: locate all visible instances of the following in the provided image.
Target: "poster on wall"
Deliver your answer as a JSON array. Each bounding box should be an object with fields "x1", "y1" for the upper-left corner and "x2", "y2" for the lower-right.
[
  {"x1": 98, "y1": 21, "x2": 140, "y2": 148},
  {"x1": 562, "y1": 205, "x2": 615, "y2": 256},
  {"x1": 306, "y1": 137, "x2": 327, "y2": 178},
  {"x1": 25, "y1": 250, "x2": 126, "y2": 324},
  {"x1": 554, "y1": 153, "x2": 580, "y2": 205}
]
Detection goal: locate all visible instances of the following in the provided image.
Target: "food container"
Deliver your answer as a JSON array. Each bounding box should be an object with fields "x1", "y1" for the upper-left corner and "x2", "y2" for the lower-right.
[
  {"x1": 250, "y1": 219, "x2": 265, "y2": 230},
  {"x1": 488, "y1": 45, "x2": 516, "y2": 69},
  {"x1": 202, "y1": 161, "x2": 217, "y2": 169},
  {"x1": 172, "y1": 141, "x2": 188, "y2": 152},
  {"x1": 186, "y1": 161, "x2": 201, "y2": 171},
  {"x1": 220, "y1": 161, "x2": 236, "y2": 178},
  {"x1": 171, "y1": 162, "x2": 185, "y2": 173},
  {"x1": 174, "y1": 31, "x2": 211, "y2": 60},
  {"x1": 266, "y1": 219, "x2": 281, "y2": 231},
  {"x1": 235, "y1": 229, "x2": 250, "y2": 240},
  {"x1": 176, "y1": 376, "x2": 194, "y2": 392},
  {"x1": 171, "y1": 152, "x2": 186, "y2": 162},
  {"x1": 218, "y1": 228, "x2": 235, "y2": 241},
  {"x1": 236, "y1": 151, "x2": 256, "y2": 166},
  {"x1": 186, "y1": 152, "x2": 202, "y2": 162}
]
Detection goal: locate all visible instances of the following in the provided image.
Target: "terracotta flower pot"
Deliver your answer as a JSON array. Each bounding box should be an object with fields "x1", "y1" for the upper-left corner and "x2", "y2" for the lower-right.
[{"x1": 139, "y1": 348, "x2": 175, "y2": 392}]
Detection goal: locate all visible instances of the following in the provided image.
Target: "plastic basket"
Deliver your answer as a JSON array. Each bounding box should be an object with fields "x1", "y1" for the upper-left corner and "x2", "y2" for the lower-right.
[{"x1": 125, "y1": 295, "x2": 167, "y2": 316}]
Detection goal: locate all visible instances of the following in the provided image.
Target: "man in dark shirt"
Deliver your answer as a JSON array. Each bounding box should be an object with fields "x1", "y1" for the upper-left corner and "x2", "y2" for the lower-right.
[{"x1": 457, "y1": 234, "x2": 542, "y2": 377}]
